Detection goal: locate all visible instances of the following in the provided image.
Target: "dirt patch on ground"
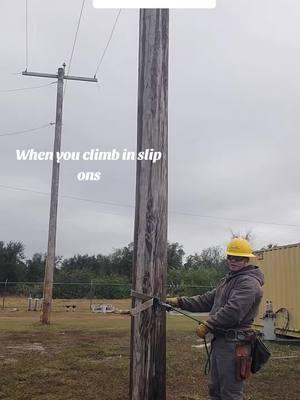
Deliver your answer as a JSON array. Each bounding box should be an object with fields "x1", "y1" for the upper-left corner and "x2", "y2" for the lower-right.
[{"x1": 7, "y1": 343, "x2": 45, "y2": 353}]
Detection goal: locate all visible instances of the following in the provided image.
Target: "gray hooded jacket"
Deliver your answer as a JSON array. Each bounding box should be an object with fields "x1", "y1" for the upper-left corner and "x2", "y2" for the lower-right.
[{"x1": 177, "y1": 265, "x2": 264, "y2": 330}]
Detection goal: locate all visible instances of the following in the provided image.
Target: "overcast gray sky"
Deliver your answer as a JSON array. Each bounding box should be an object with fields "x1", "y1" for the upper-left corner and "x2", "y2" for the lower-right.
[{"x1": 0, "y1": 0, "x2": 300, "y2": 259}]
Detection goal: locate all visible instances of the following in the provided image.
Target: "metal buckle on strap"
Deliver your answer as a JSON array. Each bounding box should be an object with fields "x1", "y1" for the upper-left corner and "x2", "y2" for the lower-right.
[
  {"x1": 224, "y1": 329, "x2": 238, "y2": 341},
  {"x1": 225, "y1": 329, "x2": 256, "y2": 342}
]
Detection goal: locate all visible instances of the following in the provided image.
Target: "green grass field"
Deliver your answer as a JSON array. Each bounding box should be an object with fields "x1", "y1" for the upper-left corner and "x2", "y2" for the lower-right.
[{"x1": 0, "y1": 298, "x2": 299, "y2": 400}]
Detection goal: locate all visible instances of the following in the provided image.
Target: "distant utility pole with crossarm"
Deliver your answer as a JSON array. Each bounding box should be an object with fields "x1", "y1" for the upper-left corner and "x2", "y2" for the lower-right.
[{"x1": 22, "y1": 65, "x2": 97, "y2": 324}]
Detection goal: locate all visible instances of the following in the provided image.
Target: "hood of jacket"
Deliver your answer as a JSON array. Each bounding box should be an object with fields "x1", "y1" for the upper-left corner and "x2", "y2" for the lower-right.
[{"x1": 226, "y1": 264, "x2": 264, "y2": 286}]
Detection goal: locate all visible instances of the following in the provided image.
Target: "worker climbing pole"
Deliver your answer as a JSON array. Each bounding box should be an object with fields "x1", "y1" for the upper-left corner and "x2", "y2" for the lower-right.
[{"x1": 129, "y1": 8, "x2": 169, "y2": 400}]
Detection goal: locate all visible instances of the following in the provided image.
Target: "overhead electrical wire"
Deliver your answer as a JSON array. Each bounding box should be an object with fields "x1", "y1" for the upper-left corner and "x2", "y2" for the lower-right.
[
  {"x1": 64, "y1": 0, "x2": 86, "y2": 98},
  {"x1": 0, "y1": 184, "x2": 132, "y2": 210},
  {"x1": 2, "y1": 5, "x2": 298, "y2": 229},
  {"x1": 0, "y1": 183, "x2": 300, "y2": 229},
  {"x1": 0, "y1": 184, "x2": 130, "y2": 219},
  {"x1": 0, "y1": 123, "x2": 55, "y2": 137},
  {"x1": 94, "y1": 9, "x2": 122, "y2": 77},
  {"x1": 169, "y1": 210, "x2": 300, "y2": 228},
  {"x1": 25, "y1": 0, "x2": 29, "y2": 70},
  {"x1": 0, "y1": 81, "x2": 56, "y2": 93}
]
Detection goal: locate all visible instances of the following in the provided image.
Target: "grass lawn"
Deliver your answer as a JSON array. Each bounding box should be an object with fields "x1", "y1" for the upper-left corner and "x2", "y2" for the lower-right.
[{"x1": 0, "y1": 298, "x2": 300, "y2": 400}]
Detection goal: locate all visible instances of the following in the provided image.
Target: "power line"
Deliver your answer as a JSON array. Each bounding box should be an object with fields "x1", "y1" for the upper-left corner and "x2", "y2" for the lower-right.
[
  {"x1": 0, "y1": 184, "x2": 132, "y2": 212},
  {"x1": 170, "y1": 210, "x2": 300, "y2": 228},
  {"x1": 94, "y1": 9, "x2": 122, "y2": 77},
  {"x1": 25, "y1": 0, "x2": 29, "y2": 70},
  {"x1": 0, "y1": 184, "x2": 52, "y2": 197},
  {"x1": 60, "y1": 193, "x2": 133, "y2": 208},
  {"x1": 0, "y1": 81, "x2": 56, "y2": 93},
  {"x1": 0, "y1": 123, "x2": 54, "y2": 137},
  {"x1": 64, "y1": 0, "x2": 86, "y2": 98},
  {"x1": 0, "y1": 183, "x2": 300, "y2": 229},
  {"x1": 66, "y1": 0, "x2": 86, "y2": 74},
  {"x1": 0, "y1": 184, "x2": 131, "y2": 219}
]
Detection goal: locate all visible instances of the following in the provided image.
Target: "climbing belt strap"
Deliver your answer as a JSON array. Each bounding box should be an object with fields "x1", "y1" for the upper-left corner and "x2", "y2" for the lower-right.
[
  {"x1": 130, "y1": 291, "x2": 155, "y2": 316},
  {"x1": 130, "y1": 290, "x2": 212, "y2": 375},
  {"x1": 130, "y1": 290, "x2": 201, "y2": 323}
]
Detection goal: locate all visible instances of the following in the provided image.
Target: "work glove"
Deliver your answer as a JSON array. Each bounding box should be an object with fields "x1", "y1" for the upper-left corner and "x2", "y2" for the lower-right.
[
  {"x1": 166, "y1": 297, "x2": 178, "y2": 307},
  {"x1": 196, "y1": 323, "x2": 209, "y2": 339}
]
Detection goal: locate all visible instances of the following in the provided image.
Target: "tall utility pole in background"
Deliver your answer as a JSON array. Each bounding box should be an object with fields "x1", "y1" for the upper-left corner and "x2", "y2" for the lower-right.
[
  {"x1": 130, "y1": 9, "x2": 169, "y2": 400},
  {"x1": 22, "y1": 66, "x2": 97, "y2": 324}
]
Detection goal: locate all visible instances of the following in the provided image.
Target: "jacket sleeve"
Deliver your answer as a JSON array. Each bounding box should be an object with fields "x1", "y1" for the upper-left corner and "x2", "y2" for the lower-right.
[
  {"x1": 206, "y1": 278, "x2": 260, "y2": 329},
  {"x1": 177, "y1": 289, "x2": 216, "y2": 312}
]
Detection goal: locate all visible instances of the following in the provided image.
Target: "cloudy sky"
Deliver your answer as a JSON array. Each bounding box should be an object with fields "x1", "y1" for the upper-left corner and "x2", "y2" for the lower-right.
[{"x1": 0, "y1": 0, "x2": 300, "y2": 259}]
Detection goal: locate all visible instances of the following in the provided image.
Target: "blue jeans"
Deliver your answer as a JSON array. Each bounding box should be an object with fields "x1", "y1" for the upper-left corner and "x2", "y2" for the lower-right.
[{"x1": 208, "y1": 337, "x2": 248, "y2": 400}]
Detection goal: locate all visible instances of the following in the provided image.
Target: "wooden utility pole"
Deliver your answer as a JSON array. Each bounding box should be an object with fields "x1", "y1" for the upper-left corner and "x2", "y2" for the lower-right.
[
  {"x1": 22, "y1": 66, "x2": 97, "y2": 324},
  {"x1": 130, "y1": 9, "x2": 169, "y2": 400},
  {"x1": 42, "y1": 66, "x2": 64, "y2": 324},
  {"x1": 2, "y1": 279, "x2": 8, "y2": 309}
]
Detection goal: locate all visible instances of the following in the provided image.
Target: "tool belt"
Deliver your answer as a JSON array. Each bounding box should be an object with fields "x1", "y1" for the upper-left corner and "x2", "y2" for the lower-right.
[
  {"x1": 213, "y1": 328, "x2": 271, "y2": 380},
  {"x1": 213, "y1": 328, "x2": 257, "y2": 342}
]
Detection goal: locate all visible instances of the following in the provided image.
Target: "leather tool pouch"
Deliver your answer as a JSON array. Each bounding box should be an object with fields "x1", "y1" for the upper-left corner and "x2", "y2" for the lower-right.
[
  {"x1": 235, "y1": 342, "x2": 252, "y2": 381},
  {"x1": 251, "y1": 337, "x2": 271, "y2": 373}
]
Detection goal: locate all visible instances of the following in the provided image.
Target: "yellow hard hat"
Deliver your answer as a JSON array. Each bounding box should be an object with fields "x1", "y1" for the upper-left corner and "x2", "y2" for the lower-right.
[{"x1": 226, "y1": 238, "x2": 255, "y2": 258}]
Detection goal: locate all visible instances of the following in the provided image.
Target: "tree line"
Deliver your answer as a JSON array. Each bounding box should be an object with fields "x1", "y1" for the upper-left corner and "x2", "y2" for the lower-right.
[{"x1": 0, "y1": 240, "x2": 227, "y2": 298}]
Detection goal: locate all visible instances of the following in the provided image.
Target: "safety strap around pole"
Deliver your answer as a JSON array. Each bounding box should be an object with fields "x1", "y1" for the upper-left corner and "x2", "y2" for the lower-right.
[
  {"x1": 130, "y1": 290, "x2": 156, "y2": 317},
  {"x1": 131, "y1": 290, "x2": 153, "y2": 301},
  {"x1": 130, "y1": 298, "x2": 154, "y2": 316},
  {"x1": 130, "y1": 290, "x2": 206, "y2": 325}
]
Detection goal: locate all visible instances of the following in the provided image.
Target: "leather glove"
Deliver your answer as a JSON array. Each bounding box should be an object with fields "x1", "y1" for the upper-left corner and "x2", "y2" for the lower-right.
[
  {"x1": 196, "y1": 323, "x2": 209, "y2": 338},
  {"x1": 166, "y1": 297, "x2": 178, "y2": 306}
]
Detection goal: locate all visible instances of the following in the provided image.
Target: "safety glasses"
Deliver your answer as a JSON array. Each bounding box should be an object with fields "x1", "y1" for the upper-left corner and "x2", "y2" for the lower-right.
[{"x1": 227, "y1": 255, "x2": 247, "y2": 262}]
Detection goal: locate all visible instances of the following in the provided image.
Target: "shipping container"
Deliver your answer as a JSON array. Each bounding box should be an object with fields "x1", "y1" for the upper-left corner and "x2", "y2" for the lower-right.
[{"x1": 254, "y1": 243, "x2": 300, "y2": 338}]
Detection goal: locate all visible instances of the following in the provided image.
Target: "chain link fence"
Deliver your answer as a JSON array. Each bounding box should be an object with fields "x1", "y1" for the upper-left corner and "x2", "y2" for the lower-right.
[{"x1": 0, "y1": 280, "x2": 213, "y2": 312}]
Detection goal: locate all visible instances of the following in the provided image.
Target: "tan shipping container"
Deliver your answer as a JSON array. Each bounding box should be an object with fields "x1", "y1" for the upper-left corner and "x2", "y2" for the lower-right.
[{"x1": 254, "y1": 242, "x2": 300, "y2": 338}]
